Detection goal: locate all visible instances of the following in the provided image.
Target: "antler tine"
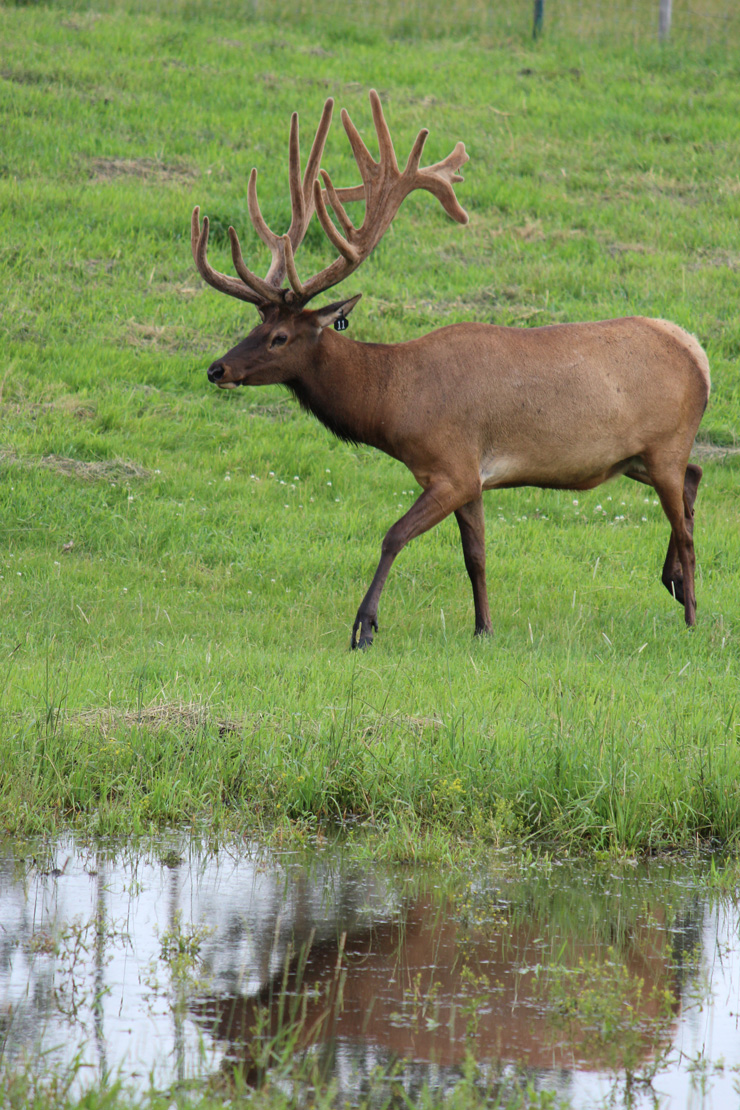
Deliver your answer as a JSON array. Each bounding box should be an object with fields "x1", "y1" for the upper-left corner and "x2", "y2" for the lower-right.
[
  {"x1": 191, "y1": 207, "x2": 272, "y2": 305},
  {"x1": 286, "y1": 112, "x2": 306, "y2": 238},
  {"x1": 282, "y1": 234, "x2": 306, "y2": 299},
  {"x1": 369, "y1": 88, "x2": 399, "y2": 172},
  {"x1": 426, "y1": 141, "x2": 469, "y2": 184},
  {"x1": 302, "y1": 97, "x2": 334, "y2": 199},
  {"x1": 320, "y1": 168, "x2": 356, "y2": 238},
  {"x1": 340, "y1": 106, "x2": 378, "y2": 178},
  {"x1": 414, "y1": 141, "x2": 470, "y2": 225},
  {"x1": 247, "y1": 169, "x2": 279, "y2": 249},
  {"x1": 313, "y1": 179, "x2": 360, "y2": 262},
  {"x1": 403, "y1": 128, "x2": 429, "y2": 178}
]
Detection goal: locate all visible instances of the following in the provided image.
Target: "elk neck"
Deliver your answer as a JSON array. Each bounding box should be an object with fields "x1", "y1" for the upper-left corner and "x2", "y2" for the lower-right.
[{"x1": 285, "y1": 328, "x2": 400, "y2": 453}]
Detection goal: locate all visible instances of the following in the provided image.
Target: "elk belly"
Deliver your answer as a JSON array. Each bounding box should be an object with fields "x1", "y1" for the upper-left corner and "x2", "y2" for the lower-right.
[{"x1": 479, "y1": 455, "x2": 527, "y2": 489}]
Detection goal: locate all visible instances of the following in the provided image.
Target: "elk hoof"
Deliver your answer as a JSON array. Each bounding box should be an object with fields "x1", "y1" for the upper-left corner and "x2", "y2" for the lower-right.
[
  {"x1": 663, "y1": 574, "x2": 685, "y2": 606},
  {"x1": 351, "y1": 615, "x2": 378, "y2": 650}
]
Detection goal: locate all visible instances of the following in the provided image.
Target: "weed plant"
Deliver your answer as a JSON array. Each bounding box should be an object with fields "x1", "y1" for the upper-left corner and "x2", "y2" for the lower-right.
[{"x1": 0, "y1": 0, "x2": 739, "y2": 850}]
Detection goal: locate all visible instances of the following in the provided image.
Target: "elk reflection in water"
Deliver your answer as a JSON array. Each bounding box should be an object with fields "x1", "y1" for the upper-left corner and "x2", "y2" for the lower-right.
[
  {"x1": 190, "y1": 881, "x2": 682, "y2": 1089},
  {"x1": 3, "y1": 840, "x2": 717, "y2": 1105}
]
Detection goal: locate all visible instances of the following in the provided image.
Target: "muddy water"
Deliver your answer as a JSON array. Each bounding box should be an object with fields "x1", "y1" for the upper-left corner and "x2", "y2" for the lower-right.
[{"x1": 1, "y1": 837, "x2": 739, "y2": 1107}]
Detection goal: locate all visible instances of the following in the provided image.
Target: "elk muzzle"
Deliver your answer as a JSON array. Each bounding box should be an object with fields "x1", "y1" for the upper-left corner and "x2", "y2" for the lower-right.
[{"x1": 207, "y1": 360, "x2": 226, "y2": 383}]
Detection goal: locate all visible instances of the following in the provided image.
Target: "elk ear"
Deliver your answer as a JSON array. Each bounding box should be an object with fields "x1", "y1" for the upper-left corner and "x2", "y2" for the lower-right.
[{"x1": 311, "y1": 294, "x2": 362, "y2": 331}]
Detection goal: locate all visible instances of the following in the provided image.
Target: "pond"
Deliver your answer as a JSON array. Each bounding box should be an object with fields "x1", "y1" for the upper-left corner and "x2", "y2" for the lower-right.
[{"x1": 1, "y1": 835, "x2": 739, "y2": 1108}]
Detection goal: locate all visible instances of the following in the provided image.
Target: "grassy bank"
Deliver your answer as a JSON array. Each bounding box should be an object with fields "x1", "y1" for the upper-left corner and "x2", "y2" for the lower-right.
[{"x1": 1, "y1": 0, "x2": 739, "y2": 851}]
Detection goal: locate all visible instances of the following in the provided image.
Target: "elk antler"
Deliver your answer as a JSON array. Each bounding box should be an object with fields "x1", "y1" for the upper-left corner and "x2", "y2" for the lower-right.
[
  {"x1": 192, "y1": 91, "x2": 468, "y2": 309},
  {"x1": 292, "y1": 89, "x2": 469, "y2": 305},
  {"x1": 192, "y1": 98, "x2": 337, "y2": 307}
]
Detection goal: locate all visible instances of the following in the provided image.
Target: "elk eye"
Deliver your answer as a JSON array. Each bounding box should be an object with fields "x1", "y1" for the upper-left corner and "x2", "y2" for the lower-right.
[{"x1": 271, "y1": 334, "x2": 288, "y2": 348}]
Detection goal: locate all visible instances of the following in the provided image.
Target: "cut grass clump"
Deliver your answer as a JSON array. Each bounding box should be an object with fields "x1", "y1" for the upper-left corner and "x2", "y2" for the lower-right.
[{"x1": 1, "y1": 450, "x2": 153, "y2": 482}]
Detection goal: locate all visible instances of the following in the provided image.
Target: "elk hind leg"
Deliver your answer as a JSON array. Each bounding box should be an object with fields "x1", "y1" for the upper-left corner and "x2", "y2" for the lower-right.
[
  {"x1": 660, "y1": 463, "x2": 702, "y2": 606},
  {"x1": 627, "y1": 461, "x2": 702, "y2": 609},
  {"x1": 650, "y1": 468, "x2": 699, "y2": 626},
  {"x1": 455, "y1": 497, "x2": 492, "y2": 636}
]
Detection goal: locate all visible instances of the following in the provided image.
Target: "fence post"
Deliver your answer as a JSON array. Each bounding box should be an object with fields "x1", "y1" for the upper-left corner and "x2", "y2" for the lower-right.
[
  {"x1": 533, "y1": 0, "x2": 544, "y2": 39},
  {"x1": 659, "y1": 0, "x2": 672, "y2": 41}
]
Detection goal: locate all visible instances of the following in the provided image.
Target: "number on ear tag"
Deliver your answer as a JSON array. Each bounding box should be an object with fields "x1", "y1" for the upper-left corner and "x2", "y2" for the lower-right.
[{"x1": 334, "y1": 314, "x2": 349, "y2": 332}]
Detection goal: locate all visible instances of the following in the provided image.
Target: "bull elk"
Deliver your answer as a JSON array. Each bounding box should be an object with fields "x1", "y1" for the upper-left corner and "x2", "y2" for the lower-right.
[{"x1": 192, "y1": 91, "x2": 710, "y2": 648}]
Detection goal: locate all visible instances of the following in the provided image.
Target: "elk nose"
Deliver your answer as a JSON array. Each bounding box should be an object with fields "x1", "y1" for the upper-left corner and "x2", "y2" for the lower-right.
[{"x1": 207, "y1": 361, "x2": 225, "y2": 382}]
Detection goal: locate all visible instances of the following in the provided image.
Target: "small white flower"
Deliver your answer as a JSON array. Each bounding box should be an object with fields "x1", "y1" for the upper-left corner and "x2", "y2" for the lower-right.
[
  {"x1": 327, "y1": 481, "x2": 332, "y2": 486},
  {"x1": 224, "y1": 475, "x2": 231, "y2": 481},
  {"x1": 573, "y1": 499, "x2": 579, "y2": 505}
]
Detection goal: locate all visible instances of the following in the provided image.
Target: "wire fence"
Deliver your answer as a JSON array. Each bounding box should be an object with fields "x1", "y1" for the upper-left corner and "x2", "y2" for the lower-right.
[{"x1": 13, "y1": 0, "x2": 740, "y2": 50}]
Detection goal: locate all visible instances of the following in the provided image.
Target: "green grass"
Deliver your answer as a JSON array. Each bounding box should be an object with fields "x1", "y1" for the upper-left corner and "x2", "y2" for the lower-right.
[{"x1": 1, "y1": 0, "x2": 739, "y2": 850}]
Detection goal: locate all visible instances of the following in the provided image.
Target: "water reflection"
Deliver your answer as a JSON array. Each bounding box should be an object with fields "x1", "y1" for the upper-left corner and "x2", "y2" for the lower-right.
[{"x1": 0, "y1": 837, "x2": 738, "y2": 1108}]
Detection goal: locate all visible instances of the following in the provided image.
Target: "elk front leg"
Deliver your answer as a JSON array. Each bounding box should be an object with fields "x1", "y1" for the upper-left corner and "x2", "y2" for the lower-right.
[
  {"x1": 351, "y1": 482, "x2": 466, "y2": 649},
  {"x1": 455, "y1": 497, "x2": 492, "y2": 636}
]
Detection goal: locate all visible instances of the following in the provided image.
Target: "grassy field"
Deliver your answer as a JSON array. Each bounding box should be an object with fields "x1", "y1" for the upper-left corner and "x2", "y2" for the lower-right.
[{"x1": 1, "y1": 0, "x2": 739, "y2": 851}]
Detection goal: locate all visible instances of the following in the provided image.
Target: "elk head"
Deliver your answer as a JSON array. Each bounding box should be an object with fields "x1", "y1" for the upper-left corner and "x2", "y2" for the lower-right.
[{"x1": 192, "y1": 90, "x2": 469, "y2": 388}]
